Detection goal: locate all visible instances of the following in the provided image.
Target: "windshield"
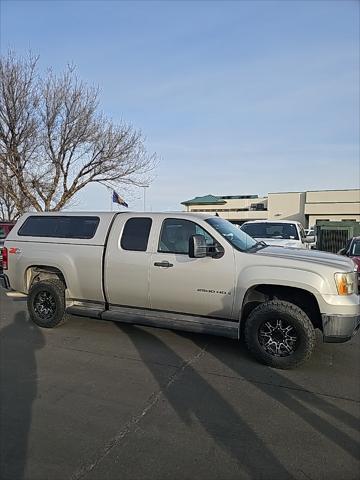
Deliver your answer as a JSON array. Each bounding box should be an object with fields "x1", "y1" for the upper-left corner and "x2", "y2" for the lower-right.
[
  {"x1": 206, "y1": 217, "x2": 257, "y2": 251},
  {"x1": 0, "y1": 226, "x2": 5, "y2": 239},
  {"x1": 241, "y1": 222, "x2": 299, "y2": 240},
  {"x1": 351, "y1": 239, "x2": 360, "y2": 256}
]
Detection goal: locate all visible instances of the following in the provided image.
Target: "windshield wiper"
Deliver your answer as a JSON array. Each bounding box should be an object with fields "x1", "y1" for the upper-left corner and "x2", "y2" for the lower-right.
[{"x1": 245, "y1": 241, "x2": 268, "y2": 252}]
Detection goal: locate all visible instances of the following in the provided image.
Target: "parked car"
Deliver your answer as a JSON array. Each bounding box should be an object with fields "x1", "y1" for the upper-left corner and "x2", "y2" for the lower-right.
[
  {"x1": 0, "y1": 222, "x2": 15, "y2": 269},
  {"x1": 240, "y1": 220, "x2": 312, "y2": 249},
  {"x1": 338, "y1": 236, "x2": 360, "y2": 279},
  {"x1": 304, "y1": 227, "x2": 317, "y2": 249},
  {"x1": 1, "y1": 212, "x2": 359, "y2": 369}
]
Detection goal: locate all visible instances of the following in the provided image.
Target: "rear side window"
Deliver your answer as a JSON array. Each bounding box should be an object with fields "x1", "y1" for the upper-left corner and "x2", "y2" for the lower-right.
[
  {"x1": 121, "y1": 217, "x2": 152, "y2": 251},
  {"x1": 18, "y1": 216, "x2": 100, "y2": 239}
]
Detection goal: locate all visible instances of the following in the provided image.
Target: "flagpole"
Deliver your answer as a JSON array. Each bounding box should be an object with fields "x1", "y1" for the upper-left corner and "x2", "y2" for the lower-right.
[{"x1": 143, "y1": 185, "x2": 149, "y2": 212}]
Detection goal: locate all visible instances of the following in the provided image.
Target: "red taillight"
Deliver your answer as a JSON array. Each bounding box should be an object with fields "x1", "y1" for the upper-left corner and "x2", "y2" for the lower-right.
[{"x1": 2, "y1": 246, "x2": 8, "y2": 270}]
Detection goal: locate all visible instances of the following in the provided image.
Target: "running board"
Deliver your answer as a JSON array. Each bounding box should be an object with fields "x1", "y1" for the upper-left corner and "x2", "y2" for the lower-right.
[
  {"x1": 102, "y1": 306, "x2": 239, "y2": 339},
  {"x1": 66, "y1": 304, "x2": 103, "y2": 319},
  {"x1": 66, "y1": 304, "x2": 239, "y2": 339}
]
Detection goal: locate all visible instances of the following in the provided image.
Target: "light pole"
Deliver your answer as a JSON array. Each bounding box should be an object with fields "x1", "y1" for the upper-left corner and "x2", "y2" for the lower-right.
[{"x1": 143, "y1": 185, "x2": 149, "y2": 212}]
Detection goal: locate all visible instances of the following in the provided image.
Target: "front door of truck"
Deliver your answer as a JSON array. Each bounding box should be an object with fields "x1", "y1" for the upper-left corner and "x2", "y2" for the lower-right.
[{"x1": 150, "y1": 218, "x2": 236, "y2": 319}]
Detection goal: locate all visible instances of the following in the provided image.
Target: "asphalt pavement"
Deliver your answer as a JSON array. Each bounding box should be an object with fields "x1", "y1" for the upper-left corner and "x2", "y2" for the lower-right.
[{"x1": 1, "y1": 289, "x2": 359, "y2": 480}]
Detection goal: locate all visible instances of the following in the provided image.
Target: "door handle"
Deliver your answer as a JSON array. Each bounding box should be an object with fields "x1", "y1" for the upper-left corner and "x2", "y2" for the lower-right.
[{"x1": 154, "y1": 261, "x2": 174, "y2": 268}]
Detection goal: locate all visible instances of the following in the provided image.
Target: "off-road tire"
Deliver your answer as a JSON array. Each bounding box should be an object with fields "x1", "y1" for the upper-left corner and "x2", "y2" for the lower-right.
[
  {"x1": 28, "y1": 279, "x2": 67, "y2": 328},
  {"x1": 244, "y1": 300, "x2": 316, "y2": 369}
]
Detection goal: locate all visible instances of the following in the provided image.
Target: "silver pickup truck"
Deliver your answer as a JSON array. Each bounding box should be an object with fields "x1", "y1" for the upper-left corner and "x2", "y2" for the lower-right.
[{"x1": 1, "y1": 212, "x2": 359, "y2": 369}]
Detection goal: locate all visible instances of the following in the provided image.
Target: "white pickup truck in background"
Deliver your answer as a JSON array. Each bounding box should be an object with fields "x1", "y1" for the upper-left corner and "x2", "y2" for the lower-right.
[
  {"x1": 240, "y1": 220, "x2": 313, "y2": 249},
  {"x1": 1, "y1": 212, "x2": 359, "y2": 369}
]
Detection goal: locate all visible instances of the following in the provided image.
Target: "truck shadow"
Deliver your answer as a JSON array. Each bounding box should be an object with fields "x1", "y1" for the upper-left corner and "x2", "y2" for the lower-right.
[
  {"x1": 184, "y1": 333, "x2": 360, "y2": 461},
  {"x1": 0, "y1": 311, "x2": 45, "y2": 480},
  {"x1": 116, "y1": 323, "x2": 293, "y2": 479}
]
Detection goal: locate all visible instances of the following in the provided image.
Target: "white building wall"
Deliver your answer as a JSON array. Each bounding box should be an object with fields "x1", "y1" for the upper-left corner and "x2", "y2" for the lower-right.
[
  {"x1": 306, "y1": 190, "x2": 360, "y2": 203},
  {"x1": 267, "y1": 192, "x2": 306, "y2": 225},
  {"x1": 183, "y1": 189, "x2": 360, "y2": 227},
  {"x1": 305, "y1": 190, "x2": 360, "y2": 226}
]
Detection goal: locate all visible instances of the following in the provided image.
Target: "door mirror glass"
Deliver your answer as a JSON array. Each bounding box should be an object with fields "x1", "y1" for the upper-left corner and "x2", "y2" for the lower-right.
[
  {"x1": 304, "y1": 235, "x2": 315, "y2": 243},
  {"x1": 189, "y1": 234, "x2": 207, "y2": 258}
]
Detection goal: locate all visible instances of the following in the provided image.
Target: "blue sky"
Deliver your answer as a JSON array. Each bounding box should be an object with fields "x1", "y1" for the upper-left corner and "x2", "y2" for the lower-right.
[{"x1": 1, "y1": 0, "x2": 359, "y2": 211}]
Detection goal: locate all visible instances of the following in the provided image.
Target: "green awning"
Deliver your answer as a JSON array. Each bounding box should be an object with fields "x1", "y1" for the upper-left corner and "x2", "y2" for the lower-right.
[{"x1": 181, "y1": 194, "x2": 227, "y2": 206}]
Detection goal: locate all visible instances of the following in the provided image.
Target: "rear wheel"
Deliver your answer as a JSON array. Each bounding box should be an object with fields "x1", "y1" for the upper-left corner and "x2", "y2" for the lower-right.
[
  {"x1": 28, "y1": 279, "x2": 67, "y2": 328},
  {"x1": 244, "y1": 300, "x2": 316, "y2": 369}
]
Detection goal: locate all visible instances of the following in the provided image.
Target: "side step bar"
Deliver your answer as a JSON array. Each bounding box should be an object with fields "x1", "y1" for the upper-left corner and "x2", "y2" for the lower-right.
[
  {"x1": 66, "y1": 304, "x2": 239, "y2": 339},
  {"x1": 66, "y1": 304, "x2": 103, "y2": 319}
]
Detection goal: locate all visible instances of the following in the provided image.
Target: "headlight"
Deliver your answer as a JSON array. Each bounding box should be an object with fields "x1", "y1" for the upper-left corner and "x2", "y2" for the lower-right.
[{"x1": 334, "y1": 272, "x2": 356, "y2": 295}]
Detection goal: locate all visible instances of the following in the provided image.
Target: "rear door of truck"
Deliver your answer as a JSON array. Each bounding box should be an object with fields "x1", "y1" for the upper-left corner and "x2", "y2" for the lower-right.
[{"x1": 104, "y1": 213, "x2": 156, "y2": 309}]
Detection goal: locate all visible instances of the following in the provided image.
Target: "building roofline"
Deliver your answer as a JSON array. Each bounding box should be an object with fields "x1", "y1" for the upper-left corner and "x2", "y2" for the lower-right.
[
  {"x1": 268, "y1": 189, "x2": 359, "y2": 194},
  {"x1": 267, "y1": 191, "x2": 304, "y2": 194},
  {"x1": 305, "y1": 188, "x2": 360, "y2": 193}
]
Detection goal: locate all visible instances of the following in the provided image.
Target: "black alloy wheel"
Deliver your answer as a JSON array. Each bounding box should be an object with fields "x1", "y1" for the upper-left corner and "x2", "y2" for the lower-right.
[
  {"x1": 258, "y1": 318, "x2": 298, "y2": 357},
  {"x1": 33, "y1": 291, "x2": 57, "y2": 320},
  {"x1": 28, "y1": 279, "x2": 67, "y2": 328},
  {"x1": 244, "y1": 300, "x2": 316, "y2": 369}
]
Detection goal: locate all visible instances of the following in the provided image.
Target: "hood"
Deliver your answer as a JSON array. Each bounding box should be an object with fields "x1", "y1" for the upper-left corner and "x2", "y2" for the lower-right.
[
  {"x1": 256, "y1": 245, "x2": 356, "y2": 271},
  {"x1": 255, "y1": 237, "x2": 303, "y2": 249}
]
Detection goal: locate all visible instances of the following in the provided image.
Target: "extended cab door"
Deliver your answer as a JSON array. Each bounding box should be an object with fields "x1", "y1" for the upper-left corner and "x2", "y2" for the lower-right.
[
  {"x1": 104, "y1": 214, "x2": 154, "y2": 308},
  {"x1": 149, "y1": 217, "x2": 236, "y2": 319}
]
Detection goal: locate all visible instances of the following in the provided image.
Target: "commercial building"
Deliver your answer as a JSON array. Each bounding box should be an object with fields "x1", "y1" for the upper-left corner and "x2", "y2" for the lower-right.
[{"x1": 181, "y1": 189, "x2": 360, "y2": 227}]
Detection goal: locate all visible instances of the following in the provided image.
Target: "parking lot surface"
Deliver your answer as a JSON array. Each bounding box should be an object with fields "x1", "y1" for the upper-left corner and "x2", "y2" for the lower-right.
[{"x1": 1, "y1": 289, "x2": 359, "y2": 480}]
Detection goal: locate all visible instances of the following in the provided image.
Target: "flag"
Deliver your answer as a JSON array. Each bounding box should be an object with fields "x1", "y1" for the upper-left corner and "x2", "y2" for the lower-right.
[{"x1": 112, "y1": 190, "x2": 128, "y2": 208}]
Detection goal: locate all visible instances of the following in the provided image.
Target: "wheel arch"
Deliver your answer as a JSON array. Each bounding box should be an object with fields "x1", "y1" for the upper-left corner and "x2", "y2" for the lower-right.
[
  {"x1": 240, "y1": 284, "x2": 322, "y2": 335},
  {"x1": 25, "y1": 265, "x2": 67, "y2": 293}
]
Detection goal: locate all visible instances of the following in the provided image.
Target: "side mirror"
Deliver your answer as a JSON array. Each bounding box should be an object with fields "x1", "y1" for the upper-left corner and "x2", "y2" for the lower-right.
[
  {"x1": 304, "y1": 236, "x2": 315, "y2": 243},
  {"x1": 189, "y1": 234, "x2": 207, "y2": 258}
]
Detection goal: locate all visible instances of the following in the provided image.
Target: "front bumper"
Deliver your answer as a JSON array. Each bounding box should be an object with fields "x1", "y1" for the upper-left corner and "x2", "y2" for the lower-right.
[
  {"x1": 322, "y1": 314, "x2": 360, "y2": 343},
  {"x1": 0, "y1": 273, "x2": 11, "y2": 290}
]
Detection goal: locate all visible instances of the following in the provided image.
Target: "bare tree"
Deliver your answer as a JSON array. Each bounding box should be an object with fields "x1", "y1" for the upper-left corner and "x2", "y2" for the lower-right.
[
  {"x1": 0, "y1": 185, "x2": 16, "y2": 221},
  {"x1": 0, "y1": 177, "x2": 31, "y2": 221},
  {"x1": 0, "y1": 52, "x2": 155, "y2": 213}
]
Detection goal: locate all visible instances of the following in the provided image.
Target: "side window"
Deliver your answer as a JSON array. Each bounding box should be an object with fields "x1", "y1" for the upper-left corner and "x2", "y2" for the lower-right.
[
  {"x1": 121, "y1": 217, "x2": 152, "y2": 252},
  {"x1": 195, "y1": 224, "x2": 216, "y2": 246},
  {"x1": 158, "y1": 218, "x2": 216, "y2": 254},
  {"x1": 18, "y1": 216, "x2": 99, "y2": 239}
]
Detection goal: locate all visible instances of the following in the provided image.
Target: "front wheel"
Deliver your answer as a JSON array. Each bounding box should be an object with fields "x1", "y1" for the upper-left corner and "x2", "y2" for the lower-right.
[
  {"x1": 244, "y1": 300, "x2": 316, "y2": 369},
  {"x1": 28, "y1": 279, "x2": 67, "y2": 328}
]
